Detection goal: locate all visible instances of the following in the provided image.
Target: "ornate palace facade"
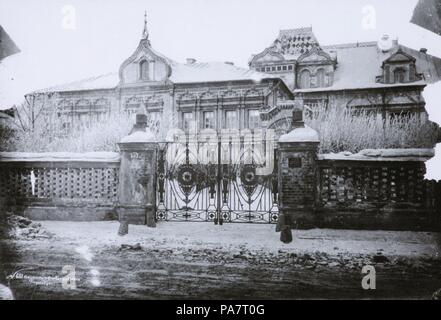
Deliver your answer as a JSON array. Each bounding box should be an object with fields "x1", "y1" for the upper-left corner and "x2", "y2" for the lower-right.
[{"x1": 29, "y1": 19, "x2": 441, "y2": 135}]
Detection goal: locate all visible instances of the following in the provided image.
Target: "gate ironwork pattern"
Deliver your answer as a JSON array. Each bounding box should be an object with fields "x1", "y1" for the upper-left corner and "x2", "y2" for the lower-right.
[{"x1": 156, "y1": 136, "x2": 279, "y2": 224}]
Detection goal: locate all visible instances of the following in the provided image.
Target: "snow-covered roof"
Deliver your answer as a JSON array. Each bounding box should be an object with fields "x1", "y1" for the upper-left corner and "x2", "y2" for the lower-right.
[
  {"x1": 32, "y1": 73, "x2": 119, "y2": 94},
  {"x1": 32, "y1": 61, "x2": 278, "y2": 94},
  {"x1": 13, "y1": 30, "x2": 441, "y2": 99},
  {"x1": 294, "y1": 42, "x2": 441, "y2": 93},
  {"x1": 251, "y1": 26, "x2": 441, "y2": 92},
  {"x1": 169, "y1": 61, "x2": 275, "y2": 84}
]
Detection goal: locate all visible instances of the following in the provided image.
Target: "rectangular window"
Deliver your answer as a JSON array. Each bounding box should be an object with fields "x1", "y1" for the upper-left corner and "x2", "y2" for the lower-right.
[
  {"x1": 182, "y1": 112, "x2": 193, "y2": 130},
  {"x1": 277, "y1": 66, "x2": 281, "y2": 71},
  {"x1": 224, "y1": 110, "x2": 237, "y2": 129},
  {"x1": 203, "y1": 111, "x2": 215, "y2": 129},
  {"x1": 248, "y1": 109, "x2": 261, "y2": 129},
  {"x1": 288, "y1": 65, "x2": 293, "y2": 70},
  {"x1": 271, "y1": 66, "x2": 276, "y2": 71},
  {"x1": 266, "y1": 67, "x2": 270, "y2": 72},
  {"x1": 282, "y1": 65, "x2": 287, "y2": 71}
]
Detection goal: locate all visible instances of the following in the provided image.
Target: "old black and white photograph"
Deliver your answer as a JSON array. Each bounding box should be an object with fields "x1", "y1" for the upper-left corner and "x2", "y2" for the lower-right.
[{"x1": 0, "y1": 0, "x2": 441, "y2": 305}]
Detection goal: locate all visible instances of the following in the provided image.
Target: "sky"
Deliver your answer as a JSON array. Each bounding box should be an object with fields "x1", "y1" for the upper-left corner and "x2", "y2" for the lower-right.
[
  {"x1": 1, "y1": 0, "x2": 441, "y2": 96},
  {"x1": 0, "y1": 0, "x2": 440, "y2": 177}
]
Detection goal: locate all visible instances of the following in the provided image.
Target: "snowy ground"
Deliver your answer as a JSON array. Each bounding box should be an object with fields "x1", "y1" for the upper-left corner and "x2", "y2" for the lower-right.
[
  {"x1": 2, "y1": 221, "x2": 441, "y2": 300},
  {"x1": 42, "y1": 221, "x2": 440, "y2": 258}
]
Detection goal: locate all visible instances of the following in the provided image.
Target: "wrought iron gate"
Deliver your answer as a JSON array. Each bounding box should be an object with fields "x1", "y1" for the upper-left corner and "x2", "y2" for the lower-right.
[{"x1": 156, "y1": 136, "x2": 279, "y2": 224}]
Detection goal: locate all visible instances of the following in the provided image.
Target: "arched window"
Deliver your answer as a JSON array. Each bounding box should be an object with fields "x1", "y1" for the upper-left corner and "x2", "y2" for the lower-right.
[
  {"x1": 393, "y1": 68, "x2": 406, "y2": 83},
  {"x1": 299, "y1": 69, "x2": 311, "y2": 89},
  {"x1": 316, "y1": 69, "x2": 326, "y2": 87},
  {"x1": 139, "y1": 60, "x2": 149, "y2": 80}
]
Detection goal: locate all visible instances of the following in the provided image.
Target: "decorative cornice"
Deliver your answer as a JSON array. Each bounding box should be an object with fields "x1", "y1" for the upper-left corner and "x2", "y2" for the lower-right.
[
  {"x1": 297, "y1": 46, "x2": 337, "y2": 67},
  {"x1": 249, "y1": 47, "x2": 285, "y2": 66},
  {"x1": 382, "y1": 48, "x2": 417, "y2": 66}
]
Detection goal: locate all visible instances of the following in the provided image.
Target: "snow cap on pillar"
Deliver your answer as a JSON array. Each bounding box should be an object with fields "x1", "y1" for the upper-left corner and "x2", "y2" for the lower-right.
[
  {"x1": 120, "y1": 130, "x2": 156, "y2": 143},
  {"x1": 279, "y1": 105, "x2": 319, "y2": 143},
  {"x1": 120, "y1": 110, "x2": 156, "y2": 143},
  {"x1": 279, "y1": 125, "x2": 319, "y2": 143}
]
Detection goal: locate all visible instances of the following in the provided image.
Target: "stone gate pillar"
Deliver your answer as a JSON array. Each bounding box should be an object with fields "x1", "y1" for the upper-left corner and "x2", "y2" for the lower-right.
[
  {"x1": 277, "y1": 107, "x2": 320, "y2": 229},
  {"x1": 117, "y1": 113, "x2": 157, "y2": 227}
]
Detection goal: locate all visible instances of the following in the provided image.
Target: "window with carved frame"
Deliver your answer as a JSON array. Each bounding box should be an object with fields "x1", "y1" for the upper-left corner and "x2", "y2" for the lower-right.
[
  {"x1": 139, "y1": 60, "x2": 149, "y2": 80},
  {"x1": 393, "y1": 67, "x2": 406, "y2": 83}
]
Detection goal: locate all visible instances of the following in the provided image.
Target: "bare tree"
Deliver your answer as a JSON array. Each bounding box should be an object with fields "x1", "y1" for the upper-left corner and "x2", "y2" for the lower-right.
[{"x1": 14, "y1": 92, "x2": 60, "y2": 133}]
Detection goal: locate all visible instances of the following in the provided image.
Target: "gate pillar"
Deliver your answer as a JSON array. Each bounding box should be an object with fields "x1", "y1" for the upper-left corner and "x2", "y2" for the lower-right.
[
  {"x1": 117, "y1": 113, "x2": 158, "y2": 227},
  {"x1": 277, "y1": 107, "x2": 319, "y2": 229}
]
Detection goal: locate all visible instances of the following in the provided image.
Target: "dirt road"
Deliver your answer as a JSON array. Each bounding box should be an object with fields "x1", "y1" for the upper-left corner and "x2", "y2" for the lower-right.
[{"x1": 1, "y1": 221, "x2": 441, "y2": 299}]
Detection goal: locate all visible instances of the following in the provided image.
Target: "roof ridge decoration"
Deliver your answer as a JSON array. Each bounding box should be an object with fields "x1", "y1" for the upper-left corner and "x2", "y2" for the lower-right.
[
  {"x1": 275, "y1": 27, "x2": 320, "y2": 56},
  {"x1": 322, "y1": 41, "x2": 379, "y2": 49},
  {"x1": 249, "y1": 27, "x2": 321, "y2": 65},
  {"x1": 142, "y1": 11, "x2": 149, "y2": 41}
]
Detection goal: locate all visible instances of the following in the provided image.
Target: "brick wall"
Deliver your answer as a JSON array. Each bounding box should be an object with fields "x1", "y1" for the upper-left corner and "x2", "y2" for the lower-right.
[
  {"x1": 279, "y1": 143, "x2": 317, "y2": 209},
  {"x1": 278, "y1": 141, "x2": 319, "y2": 227}
]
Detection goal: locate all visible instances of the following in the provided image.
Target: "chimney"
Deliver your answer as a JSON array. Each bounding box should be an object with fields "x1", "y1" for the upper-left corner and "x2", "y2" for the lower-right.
[
  {"x1": 378, "y1": 34, "x2": 393, "y2": 52},
  {"x1": 420, "y1": 48, "x2": 428, "y2": 54},
  {"x1": 186, "y1": 58, "x2": 196, "y2": 65}
]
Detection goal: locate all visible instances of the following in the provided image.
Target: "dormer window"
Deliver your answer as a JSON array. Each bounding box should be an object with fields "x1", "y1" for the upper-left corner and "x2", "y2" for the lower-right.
[
  {"x1": 376, "y1": 49, "x2": 423, "y2": 84},
  {"x1": 299, "y1": 69, "x2": 311, "y2": 89},
  {"x1": 316, "y1": 68, "x2": 326, "y2": 87},
  {"x1": 139, "y1": 60, "x2": 149, "y2": 80},
  {"x1": 393, "y1": 67, "x2": 406, "y2": 83},
  {"x1": 296, "y1": 47, "x2": 336, "y2": 89}
]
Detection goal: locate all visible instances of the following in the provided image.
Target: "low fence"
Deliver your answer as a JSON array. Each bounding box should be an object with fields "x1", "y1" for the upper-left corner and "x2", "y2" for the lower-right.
[
  {"x1": 0, "y1": 152, "x2": 120, "y2": 221},
  {"x1": 312, "y1": 153, "x2": 441, "y2": 231},
  {"x1": 0, "y1": 148, "x2": 439, "y2": 231}
]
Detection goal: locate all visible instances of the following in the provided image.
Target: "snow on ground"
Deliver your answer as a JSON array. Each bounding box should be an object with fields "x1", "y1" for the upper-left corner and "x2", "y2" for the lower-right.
[
  {"x1": 39, "y1": 221, "x2": 441, "y2": 258},
  {"x1": 6, "y1": 220, "x2": 441, "y2": 299}
]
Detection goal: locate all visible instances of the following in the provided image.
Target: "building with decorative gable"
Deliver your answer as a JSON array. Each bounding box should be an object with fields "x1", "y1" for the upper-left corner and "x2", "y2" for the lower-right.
[
  {"x1": 249, "y1": 28, "x2": 441, "y2": 120},
  {"x1": 30, "y1": 15, "x2": 293, "y2": 137},
  {"x1": 28, "y1": 20, "x2": 441, "y2": 136}
]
